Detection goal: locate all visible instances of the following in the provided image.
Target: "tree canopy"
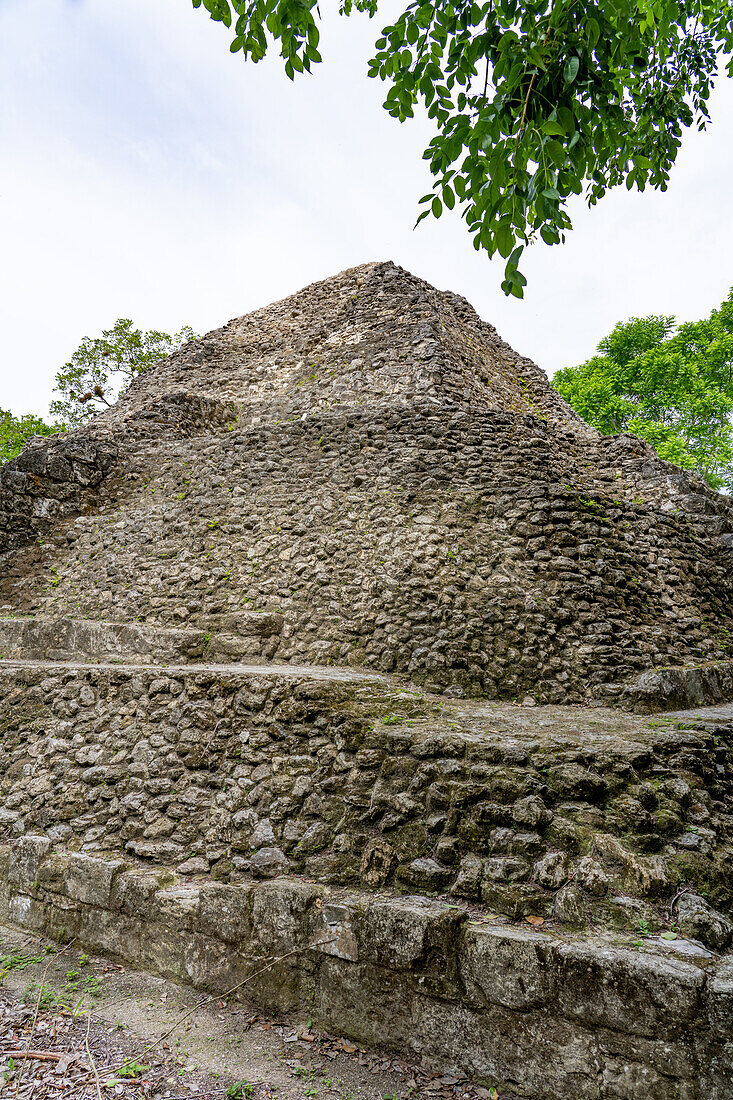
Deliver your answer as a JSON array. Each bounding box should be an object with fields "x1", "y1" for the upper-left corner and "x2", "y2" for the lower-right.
[
  {"x1": 553, "y1": 290, "x2": 733, "y2": 491},
  {"x1": 51, "y1": 318, "x2": 196, "y2": 428},
  {"x1": 192, "y1": 0, "x2": 733, "y2": 296},
  {"x1": 0, "y1": 409, "x2": 57, "y2": 464}
]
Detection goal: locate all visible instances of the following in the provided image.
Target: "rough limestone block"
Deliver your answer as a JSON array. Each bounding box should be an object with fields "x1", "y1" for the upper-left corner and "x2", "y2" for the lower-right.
[
  {"x1": 71, "y1": 904, "x2": 144, "y2": 964},
  {"x1": 8, "y1": 893, "x2": 47, "y2": 933},
  {"x1": 704, "y1": 955, "x2": 733, "y2": 1039},
  {"x1": 360, "y1": 895, "x2": 465, "y2": 974},
  {"x1": 250, "y1": 879, "x2": 323, "y2": 955},
  {"x1": 153, "y1": 883, "x2": 202, "y2": 932},
  {"x1": 552, "y1": 941, "x2": 704, "y2": 1038},
  {"x1": 36, "y1": 851, "x2": 71, "y2": 894},
  {"x1": 599, "y1": 1057, "x2": 689, "y2": 1100},
  {"x1": 8, "y1": 836, "x2": 52, "y2": 890},
  {"x1": 596, "y1": 1025, "x2": 697, "y2": 1087},
  {"x1": 136, "y1": 921, "x2": 189, "y2": 980},
  {"x1": 111, "y1": 869, "x2": 167, "y2": 920},
  {"x1": 197, "y1": 883, "x2": 254, "y2": 945},
  {"x1": 410, "y1": 997, "x2": 600, "y2": 1099},
  {"x1": 674, "y1": 893, "x2": 732, "y2": 952},
  {"x1": 311, "y1": 957, "x2": 416, "y2": 1048},
  {"x1": 312, "y1": 899, "x2": 363, "y2": 962},
  {"x1": 0, "y1": 880, "x2": 12, "y2": 924},
  {"x1": 460, "y1": 924, "x2": 552, "y2": 1010},
  {"x1": 64, "y1": 853, "x2": 126, "y2": 908},
  {"x1": 183, "y1": 933, "x2": 252, "y2": 993}
]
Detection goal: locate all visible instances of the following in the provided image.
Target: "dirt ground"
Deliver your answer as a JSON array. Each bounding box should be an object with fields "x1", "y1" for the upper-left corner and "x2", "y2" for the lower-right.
[{"x1": 0, "y1": 926, "x2": 512, "y2": 1100}]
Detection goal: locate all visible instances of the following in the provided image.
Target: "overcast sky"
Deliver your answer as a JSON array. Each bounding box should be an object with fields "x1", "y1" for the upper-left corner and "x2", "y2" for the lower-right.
[{"x1": 2, "y1": 0, "x2": 733, "y2": 418}]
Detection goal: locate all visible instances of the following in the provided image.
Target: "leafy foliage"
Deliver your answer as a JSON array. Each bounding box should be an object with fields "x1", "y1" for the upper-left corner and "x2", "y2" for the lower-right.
[
  {"x1": 0, "y1": 409, "x2": 57, "y2": 464},
  {"x1": 50, "y1": 318, "x2": 196, "y2": 428},
  {"x1": 553, "y1": 291, "x2": 733, "y2": 491},
  {"x1": 191, "y1": 0, "x2": 733, "y2": 295}
]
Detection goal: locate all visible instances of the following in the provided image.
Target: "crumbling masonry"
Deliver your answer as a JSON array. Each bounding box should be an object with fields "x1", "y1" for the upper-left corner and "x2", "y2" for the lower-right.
[{"x1": 0, "y1": 264, "x2": 732, "y2": 1098}]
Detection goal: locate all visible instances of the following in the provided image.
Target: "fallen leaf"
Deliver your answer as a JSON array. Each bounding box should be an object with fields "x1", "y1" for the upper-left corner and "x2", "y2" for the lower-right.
[{"x1": 526, "y1": 915, "x2": 545, "y2": 927}]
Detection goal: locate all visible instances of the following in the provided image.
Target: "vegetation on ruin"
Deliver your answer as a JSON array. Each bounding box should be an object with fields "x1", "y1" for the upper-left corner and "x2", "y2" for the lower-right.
[
  {"x1": 554, "y1": 288, "x2": 733, "y2": 491},
  {"x1": 192, "y1": 0, "x2": 733, "y2": 296},
  {"x1": 51, "y1": 318, "x2": 197, "y2": 427}
]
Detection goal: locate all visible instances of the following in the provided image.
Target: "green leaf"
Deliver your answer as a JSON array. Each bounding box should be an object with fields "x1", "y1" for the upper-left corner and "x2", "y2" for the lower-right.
[
  {"x1": 496, "y1": 224, "x2": 514, "y2": 258},
  {"x1": 563, "y1": 56, "x2": 580, "y2": 84},
  {"x1": 431, "y1": 196, "x2": 443, "y2": 218}
]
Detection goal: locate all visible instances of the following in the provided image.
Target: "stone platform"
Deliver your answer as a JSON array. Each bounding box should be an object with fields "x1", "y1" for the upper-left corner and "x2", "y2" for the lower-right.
[
  {"x1": 1, "y1": 835, "x2": 731, "y2": 1100},
  {"x1": 0, "y1": 647, "x2": 731, "y2": 1096},
  {"x1": 1, "y1": 653, "x2": 731, "y2": 928}
]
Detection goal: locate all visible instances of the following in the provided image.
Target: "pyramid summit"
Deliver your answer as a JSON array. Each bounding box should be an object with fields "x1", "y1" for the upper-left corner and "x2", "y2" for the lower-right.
[
  {"x1": 1, "y1": 260, "x2": 733, "y2": 709},
  {"x1": 108, "y1": 260, "x2": 594, "y2": 432}
]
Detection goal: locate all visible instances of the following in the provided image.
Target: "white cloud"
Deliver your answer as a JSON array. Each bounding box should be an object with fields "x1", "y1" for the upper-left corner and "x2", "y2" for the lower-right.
[{"x1": 1, "y1": 0, "x2": 732, "y2": 417}]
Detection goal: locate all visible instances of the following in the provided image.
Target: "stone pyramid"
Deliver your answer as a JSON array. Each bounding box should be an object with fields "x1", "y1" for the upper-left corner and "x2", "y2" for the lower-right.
[
  {"x1": 0, "y1": 263, "x2": 732, "y2": 1098},
  {"x1": 1, "y1": 261, "x2": 732, "y2": 709}
]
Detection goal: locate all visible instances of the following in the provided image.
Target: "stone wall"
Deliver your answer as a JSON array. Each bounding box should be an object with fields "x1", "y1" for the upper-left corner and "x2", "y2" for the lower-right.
[
  {"x1": 0, "y1": 433, "x2": 118, "y2": 554},
  {"x1": 1, "y1": 835, "x2": 731, "y2": 1100},
  {"x1": 0, "y1": 613, "x2": 282, "y2": 665},
  {"x1": 3, "y1": 404, "x2": 732, "y2": 707},
  {"x1": 1, "y1": 662, "x2": 730, "y2": 936}
]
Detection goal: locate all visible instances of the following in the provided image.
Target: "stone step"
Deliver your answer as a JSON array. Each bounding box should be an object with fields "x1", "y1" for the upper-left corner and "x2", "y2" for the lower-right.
[
  {"x1": 1, "y1": 837, "x2": 730, "y2": 1100},
  {"x1": 0, "y1": 614, "x2": 283, "y2": 665},
  {"x1": 607, "y1": 659, "x2": 733, "y2": 714}
]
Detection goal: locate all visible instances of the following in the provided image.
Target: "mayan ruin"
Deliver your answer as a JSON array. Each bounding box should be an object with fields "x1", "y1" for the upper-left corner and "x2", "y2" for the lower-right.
[{"x1": 0, "y1": 262, "x2": 730, "y2": 1097}]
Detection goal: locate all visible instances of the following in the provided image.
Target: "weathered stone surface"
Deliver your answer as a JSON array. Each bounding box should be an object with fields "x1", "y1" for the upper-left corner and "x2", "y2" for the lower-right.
[
  {"x1": 361, "y1": 895, "x2": 464, "y2": 974},
  {"x1": 197, "y1": 882, "x2": 253, "y2": 943},
  {"x1": 2, "y1": 263, "x2": 733, "y2": 1097},
  {"x1": 0, "y1": 838, "x2": 731, "y2": 1099},
  {"x1": 7, "y1": 835, "x2": 51, "y2": 889},
  {"x1": 461, "y1": 924, "x2": 551, "y2": 1009},
  {"x1": 2, "y1": 263, "x2": 732, "y2": 708},
  {"x1": 553, "y1": 941, "x2": 704, "y2": 1037},
  {"x1": 674, "y1": 893, "x2": 733, "y2": 952},
  {"x1": 64, "y1": 853, "x2": 126, "y2": 907}
]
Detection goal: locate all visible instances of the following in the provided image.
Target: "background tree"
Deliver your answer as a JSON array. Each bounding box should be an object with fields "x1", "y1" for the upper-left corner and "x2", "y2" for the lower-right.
[
  {"x1": 553, "y1": 291, "x2": 733, "y2": 491},
  {"x1": 192, "y1": 0, "x2": 733, "y2": 296},
  {"x1": 51, "y1": 319, "x2": 196, "y2": 428},
  {"x1": 0, "y1": 410, "x2": 58, "y2": 464}
]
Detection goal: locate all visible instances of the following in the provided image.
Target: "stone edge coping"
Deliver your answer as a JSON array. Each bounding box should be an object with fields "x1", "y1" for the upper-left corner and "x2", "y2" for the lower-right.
[
  {"x1": 1, "y1": 838, "x2": 730, "y2": 1042},
  {"x1": 619, "y1": 659, "x2": 733, "y2": 714},
  {"x1": 0, "y1": 656, "x2": 384, "y2": 683}
]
